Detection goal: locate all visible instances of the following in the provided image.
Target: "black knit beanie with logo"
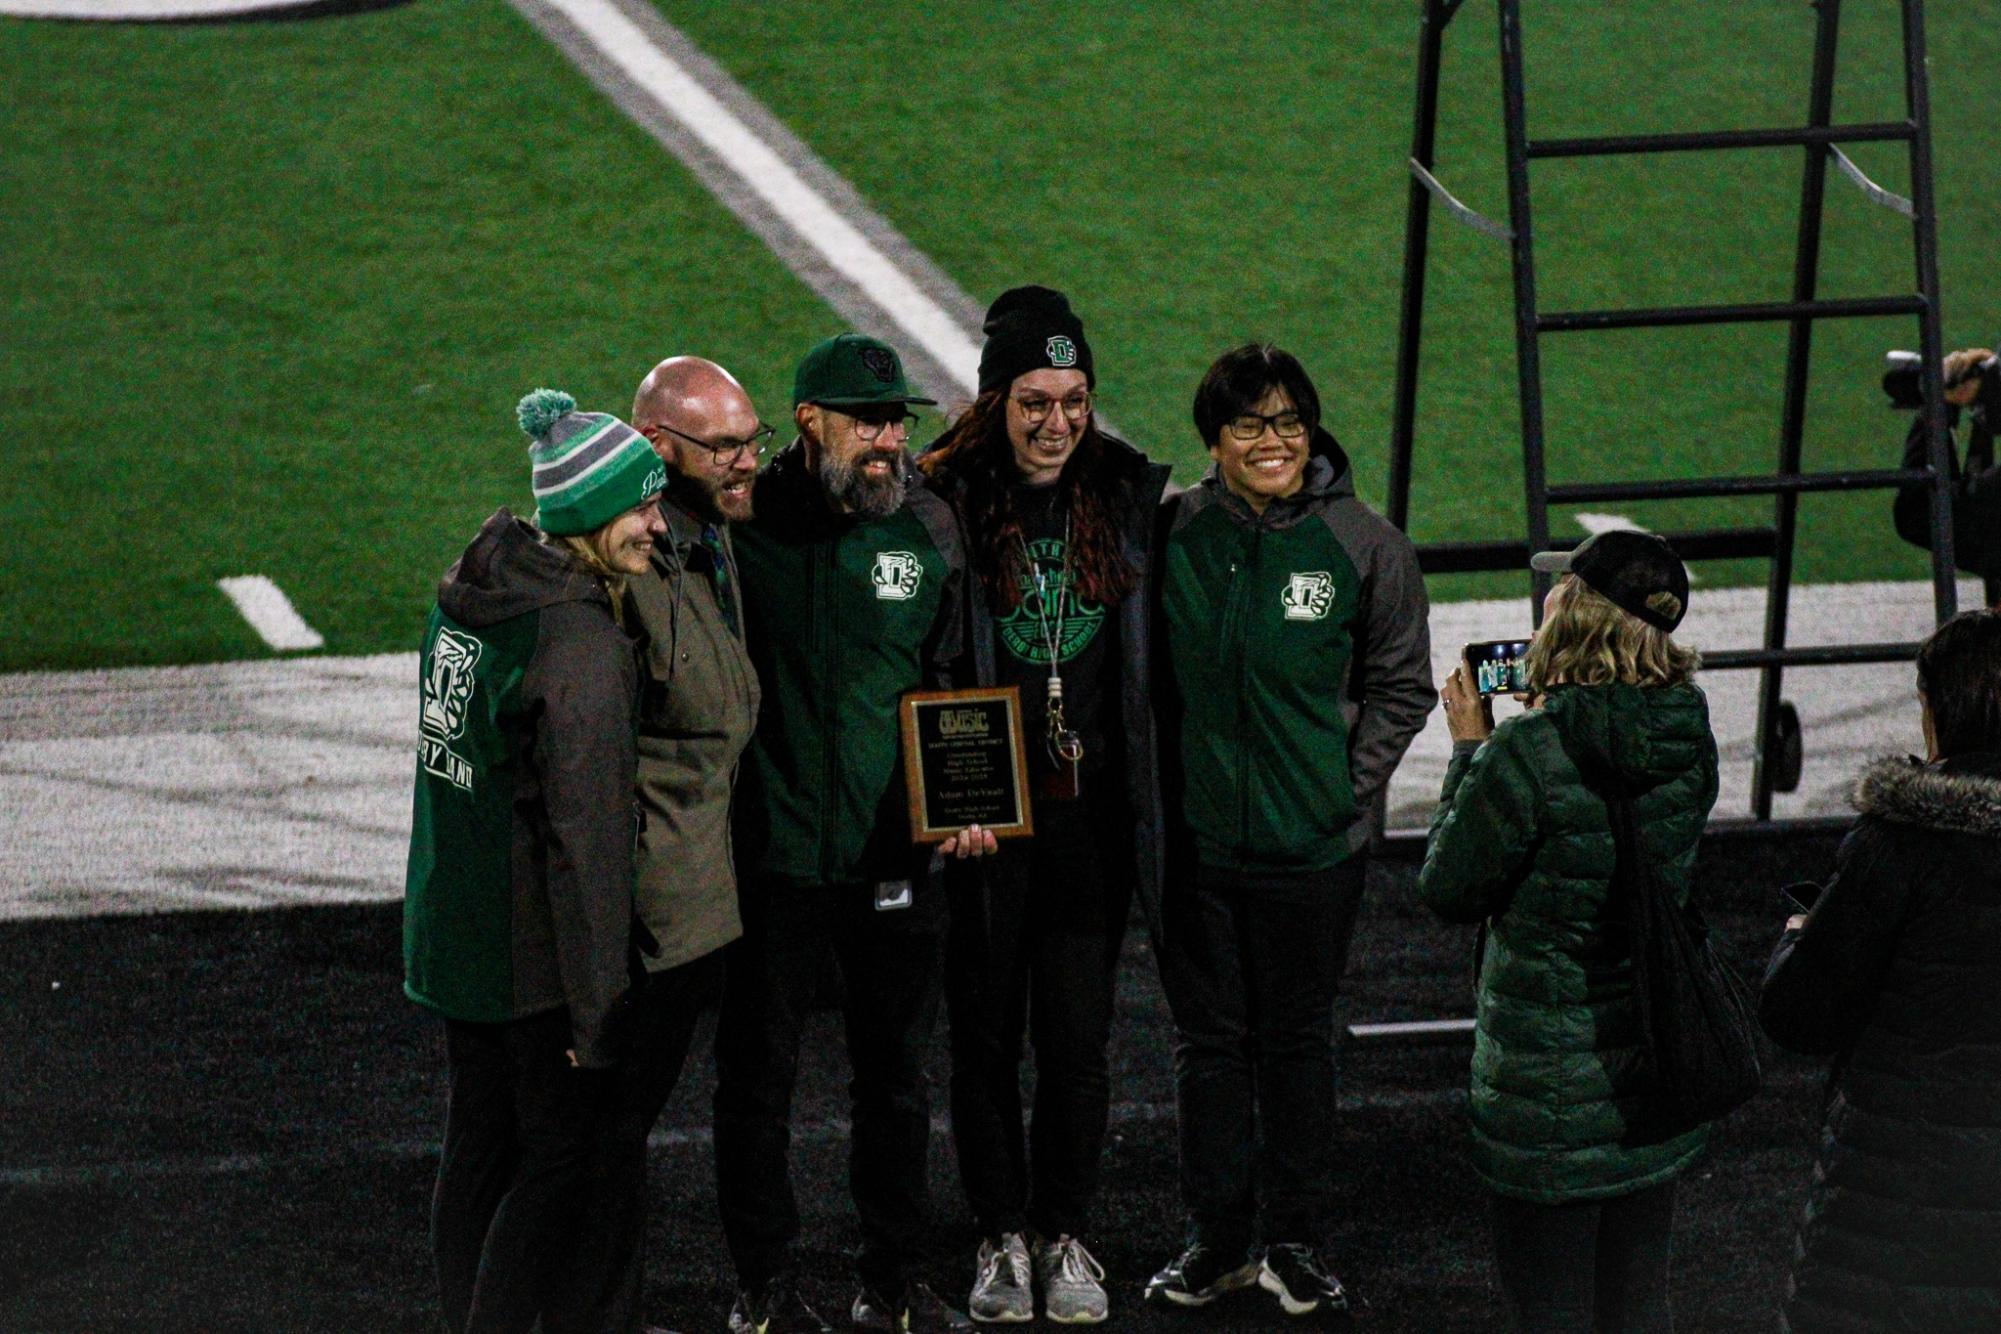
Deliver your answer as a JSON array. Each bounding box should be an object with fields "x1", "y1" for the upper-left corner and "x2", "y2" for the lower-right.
[{"x1": 976, "y1": 285, "x2": 1095, "y2": 395}]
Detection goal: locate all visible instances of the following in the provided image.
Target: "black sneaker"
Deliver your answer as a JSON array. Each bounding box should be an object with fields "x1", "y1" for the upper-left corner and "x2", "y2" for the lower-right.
[
  {"x1": 1143, "y1": 1243, "x2": 1260, "y2": 1308},
  {"x1": 851, "y1": 1281, "x2": 974, "y2": 1333},
  {"x1": 1258, "y1": 1243, "x2": 1350, "y2": 1317},
  {"x1": 731, "y1": 1276, "x2": 833, "y2": 1334}
]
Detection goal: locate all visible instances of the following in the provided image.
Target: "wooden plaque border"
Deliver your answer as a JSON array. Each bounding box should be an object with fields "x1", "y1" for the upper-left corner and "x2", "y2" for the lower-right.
[{"x1": 899, "y1": 686, "x2": 1035, "y2": 844}]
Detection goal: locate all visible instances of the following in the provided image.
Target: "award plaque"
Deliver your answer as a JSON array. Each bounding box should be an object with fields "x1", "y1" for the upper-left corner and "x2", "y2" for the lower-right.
[{"x1": 899, "y1": 686, "x2": 1035, "y2": 844}]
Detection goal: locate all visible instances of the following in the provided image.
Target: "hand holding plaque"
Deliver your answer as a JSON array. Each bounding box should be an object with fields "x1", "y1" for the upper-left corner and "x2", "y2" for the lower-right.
[{"x1": 899, "y1": 687, "x2": 1034, "y2": 845}]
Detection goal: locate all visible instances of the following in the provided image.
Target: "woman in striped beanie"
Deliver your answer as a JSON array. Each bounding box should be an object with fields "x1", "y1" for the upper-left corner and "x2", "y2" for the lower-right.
[{"x1": 403, "y1": 389, "x2": 667, "y2": 1334}]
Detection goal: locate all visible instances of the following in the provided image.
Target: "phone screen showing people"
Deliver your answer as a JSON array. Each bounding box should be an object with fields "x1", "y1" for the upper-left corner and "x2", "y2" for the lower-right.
[{"x1": 1465, "y1": 639, "x2": 1532, "y2": 697}]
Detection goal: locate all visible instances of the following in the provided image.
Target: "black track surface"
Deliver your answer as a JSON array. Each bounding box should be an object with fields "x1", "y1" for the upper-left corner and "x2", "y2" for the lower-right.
[{"x1": 1, "y1": 835, "x2": 1842, "y2": 1332}]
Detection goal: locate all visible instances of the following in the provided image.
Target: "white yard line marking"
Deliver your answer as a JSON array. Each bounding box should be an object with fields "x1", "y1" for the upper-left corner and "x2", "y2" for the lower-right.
[
  {"x1": 216, "y1": 576, "x2": 324, "y2": 652},
  {"x1": 520, "y1": 0, "x2": 982, "y2": 397},
  {"x1": 0, "y1": 580, "x2": 1976, "y2": 920}
]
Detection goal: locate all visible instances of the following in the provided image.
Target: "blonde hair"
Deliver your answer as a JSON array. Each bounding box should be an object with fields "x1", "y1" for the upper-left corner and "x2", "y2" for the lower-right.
[
  {"x1": 1522, "y1": 576, "x2": 1699, "y2": 692},
  {"x1": 549, "y1": 531, "x2": 630, "y2": 632}
]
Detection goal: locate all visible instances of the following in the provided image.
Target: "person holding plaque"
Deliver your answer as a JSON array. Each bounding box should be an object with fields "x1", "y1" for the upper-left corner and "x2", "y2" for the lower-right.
[
  {"x1": 1148, "y1": 344, "x2": 1435, "y2": 1317},
  {"x1": 918, "y1": 286, "x2": 1173, "y2": 1325},
  {"x1": 715, "y1": 334, "x2": 991, "y2": 1334}
]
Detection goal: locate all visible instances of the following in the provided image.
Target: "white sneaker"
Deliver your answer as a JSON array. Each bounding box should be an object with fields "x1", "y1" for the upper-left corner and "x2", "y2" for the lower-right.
[
  {"x1": 968, "y1": 1232, "x2": 1033, "y2": 1324},
  {"x1": 1033, "y1": 1234, "x2": 1109, "y2": 1325}
]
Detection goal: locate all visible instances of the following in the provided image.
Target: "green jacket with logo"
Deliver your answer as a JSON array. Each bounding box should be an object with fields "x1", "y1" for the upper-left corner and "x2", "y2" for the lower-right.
[
  {"x1": 628, "y1": 496, "x2": 760, "y2": 971},
  {"x1": 732, "y1": 440, "x2": 968, "y2": 888},
  {"x1": 403, "y1": 509, "x2": 642, "y2": 1068},
  {"x1": 1417, "y1": 682, "x2": 1720, "y2": 1203},
  {"x1": 1157, "y1": 435, "x2": 1435, "y2": 873}
]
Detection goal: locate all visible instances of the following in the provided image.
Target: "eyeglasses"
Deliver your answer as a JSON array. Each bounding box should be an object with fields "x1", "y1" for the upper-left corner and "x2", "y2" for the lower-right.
[
  {"x1": 845, "y1": 411, "x2": 919, "y2": 442},
  {"x1": 1012, "y1": 392, "x2": 1093, "y2": 426},
  {"x1": 1225, "y1": 410, "x2": 1307, "y2": 441},
  {"x1": 654, "y1": 420, "x2": 774, "y2": 467}
]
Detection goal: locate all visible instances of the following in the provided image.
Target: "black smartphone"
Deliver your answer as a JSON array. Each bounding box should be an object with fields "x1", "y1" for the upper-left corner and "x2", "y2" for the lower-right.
[
  {"x1": 1464, "y1": 639, "x2": 1532, "y2": 697},
  {"x1": 1780, "y1": 880, "x2": 1822, "y2": 916}
]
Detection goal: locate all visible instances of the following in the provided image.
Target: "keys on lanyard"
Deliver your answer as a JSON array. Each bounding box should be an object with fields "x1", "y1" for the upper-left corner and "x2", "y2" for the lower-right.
[{"x1": 1029, "y1": 546, "x2": 1085, "y2": 797}]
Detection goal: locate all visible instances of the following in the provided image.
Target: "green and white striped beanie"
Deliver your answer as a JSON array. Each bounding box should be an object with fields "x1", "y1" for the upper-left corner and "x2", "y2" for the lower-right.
[{"x1": 517, "y1": 388, "x2": 666, "y2": 537}]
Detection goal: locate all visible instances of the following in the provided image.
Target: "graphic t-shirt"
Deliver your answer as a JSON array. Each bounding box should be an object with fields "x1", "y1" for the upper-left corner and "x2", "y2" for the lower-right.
[{"x1": 995, "y1": 481, "x2": 1116, "y2": 779}]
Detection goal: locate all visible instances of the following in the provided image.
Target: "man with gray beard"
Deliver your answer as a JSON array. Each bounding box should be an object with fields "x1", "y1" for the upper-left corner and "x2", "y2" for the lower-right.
[{"x1": 717, "y1": 334, "x2": 992, "y2": 1334}]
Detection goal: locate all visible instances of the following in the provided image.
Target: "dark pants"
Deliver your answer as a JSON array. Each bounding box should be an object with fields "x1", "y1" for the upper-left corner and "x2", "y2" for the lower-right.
[
  {"x1": 1490, "y1": 1181, "x2": 1677, "y2": 1333},
  {"x1": 1155, "y1": 858, "x2": 1367, "y2": 1252},
  {"x1": 945, "y1": 796, "x2": 1131, "y2": 1240},
  {"x1": 432, "y1": 1007, "x2": 608, "y2": 1334},
  {"x1": 546, "y1": 951, "x2": 722, "y2": 1334},
  {"x1": 713, "y1": 876, "x2": 949, "y2": 1292}
]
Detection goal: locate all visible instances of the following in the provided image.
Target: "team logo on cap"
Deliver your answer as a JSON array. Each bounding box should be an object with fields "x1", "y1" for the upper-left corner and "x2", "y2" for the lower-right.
[
  {"x1": 872, "y1": 551, "x2": 923, "y2": 600},
  {"x1": 420, "y1": 628, "x2": 483, "y2": 792},
  {"x1": 1045, "y1": 336, "x2": 1078, "y2": 368},
  {"x1": 859, "y1": 346, "x2": 899, "y2": 383},
  {"x1": 641, "y1": 466, "x2": 666, "y2": 499},
  {"x1": 1281, "y1": 571, "x2": 1335, "y2": 621}
]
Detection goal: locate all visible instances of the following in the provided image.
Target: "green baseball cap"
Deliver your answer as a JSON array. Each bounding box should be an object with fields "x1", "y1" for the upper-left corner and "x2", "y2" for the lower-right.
[{"x1": 792, "y1": 333, "x2": 938, "y2": 409}]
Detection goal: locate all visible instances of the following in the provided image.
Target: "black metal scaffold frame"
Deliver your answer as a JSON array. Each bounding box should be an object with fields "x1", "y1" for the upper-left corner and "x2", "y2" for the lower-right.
[{"x1": 1385, "y1": 0, "x2": 1961, "y2": 824}]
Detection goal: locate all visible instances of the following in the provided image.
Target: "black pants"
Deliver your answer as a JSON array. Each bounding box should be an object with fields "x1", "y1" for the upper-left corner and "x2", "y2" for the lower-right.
[
  {"x1": 432, "y1": 1007, "x2": 609, "y2": 1334},
  {"x1": 1490, "y1": 1181, "x2": 1677, "y2": 1334},
  {"x1": 713, "y1": 876, "x2": 949, "y2": 1292},
  {"x1": 546, "y1": 951, "x2": 722, "y2": 1334},
  {"x1": 1155, "y1": 858, "x2": 1367, "y2": 1252},
  {"x1": 945, "y1": 795, "x2": 1131, "y2": 1240}
]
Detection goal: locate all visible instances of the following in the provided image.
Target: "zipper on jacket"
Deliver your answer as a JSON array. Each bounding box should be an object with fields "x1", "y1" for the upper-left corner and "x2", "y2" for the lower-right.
[{"x1": 1227, "y1": 522, "x2": 1264, "y2": 861}]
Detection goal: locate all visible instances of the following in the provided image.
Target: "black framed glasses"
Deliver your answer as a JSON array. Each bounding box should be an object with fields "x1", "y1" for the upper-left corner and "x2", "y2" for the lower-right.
[
  {"x1": 655, "y1": 420, "x2": 774, "y2": 466},
  {"x1": 1225, "y1": 410, "x2": 1307, "y2": 441},
  {"x1": 846, "y1": 411, "x2": 919, "y2": 442},
  {"x1": 1012, "y1": 391, "x2": 1093, "y2": 425}
]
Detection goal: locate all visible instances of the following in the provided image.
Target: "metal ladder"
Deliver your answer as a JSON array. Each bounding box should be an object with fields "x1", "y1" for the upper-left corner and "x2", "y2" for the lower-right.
[{"x1": 1385, "y1": 0, "x2": 1962, "y2": 823}]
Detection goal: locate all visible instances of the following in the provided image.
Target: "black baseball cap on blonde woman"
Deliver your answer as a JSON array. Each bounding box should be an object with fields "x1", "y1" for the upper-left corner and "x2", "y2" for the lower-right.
[{"x1": 1531, "y1": 529, "x2": 1690, "y2": 632}]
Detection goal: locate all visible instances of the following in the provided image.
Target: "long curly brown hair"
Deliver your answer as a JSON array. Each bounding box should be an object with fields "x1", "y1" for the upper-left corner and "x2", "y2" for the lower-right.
[{"x1": 919, "y1": 390, "x2": 1137, "y2": 612}]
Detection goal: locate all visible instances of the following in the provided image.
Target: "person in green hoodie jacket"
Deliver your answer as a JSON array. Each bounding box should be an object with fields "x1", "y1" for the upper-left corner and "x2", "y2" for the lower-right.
[
  {"x1": 715, "y1": 334, "x2": 989, "y2": 1334},
  {"x1": 1148, "y1": 343, "x2": 1435, "y2": 1318},
  {"x1": 1419, "y1": 529, "x2": 1719, "y2": 1334},
  {"x1": 403, "y1": 390, "x2": 667, "y2": 1334}
]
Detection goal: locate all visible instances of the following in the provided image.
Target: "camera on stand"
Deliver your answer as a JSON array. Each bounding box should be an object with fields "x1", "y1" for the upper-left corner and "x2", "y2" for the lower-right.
[{"x1": 1882, "y1": 349, "x2": 1998, "y2": 410}]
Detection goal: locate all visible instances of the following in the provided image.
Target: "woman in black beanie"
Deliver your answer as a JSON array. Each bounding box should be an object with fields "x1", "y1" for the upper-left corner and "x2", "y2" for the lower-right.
[{"x1": 920, "y1": 286, "x2": 1171, "y2": 1325}]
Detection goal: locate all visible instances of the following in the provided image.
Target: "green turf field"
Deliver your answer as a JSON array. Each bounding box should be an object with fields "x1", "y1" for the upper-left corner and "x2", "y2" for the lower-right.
[{"x1": 4, "y1": 0, "x2": 1997, "y2": 671}]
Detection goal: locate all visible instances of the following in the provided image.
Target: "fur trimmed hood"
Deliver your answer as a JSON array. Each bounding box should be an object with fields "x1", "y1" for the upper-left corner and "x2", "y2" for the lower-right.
[{"x1": 1852, "y1": 754, "x2": 2001, "y2": 838}]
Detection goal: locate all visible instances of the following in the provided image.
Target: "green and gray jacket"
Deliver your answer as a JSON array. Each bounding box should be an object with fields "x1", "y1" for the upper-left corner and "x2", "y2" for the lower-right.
[
  {"x1": 733, "y1": 440, "x2": 968, "y2": 888},
  {"x1": 628, "y1": 495, "x2": 760, "y2": 971},
  {"x1": 1418, "y1": 682, "x2": 1720, "y2": 1202},
  {"x1": 1158, "y1": 433, "x2": 1435, "y2": 873},
  {"x1": 403, "y1": 509, "x2": 642, "y2": 1068}
]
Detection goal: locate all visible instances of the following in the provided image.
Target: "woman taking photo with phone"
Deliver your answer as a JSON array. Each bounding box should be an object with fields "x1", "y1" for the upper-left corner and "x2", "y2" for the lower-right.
[
  {"x1": 1418, "y1": 529, "x2": 1718, "y2": 1332},
  {"x1": 1760, "y1": 609, "x2": 2001, "y2": 1333}
]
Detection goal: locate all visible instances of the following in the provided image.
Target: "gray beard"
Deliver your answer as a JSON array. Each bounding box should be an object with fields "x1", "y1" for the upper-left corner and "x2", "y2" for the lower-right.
[{"x1": 821, "y1": 446, "x2": 907, "y2": 519}]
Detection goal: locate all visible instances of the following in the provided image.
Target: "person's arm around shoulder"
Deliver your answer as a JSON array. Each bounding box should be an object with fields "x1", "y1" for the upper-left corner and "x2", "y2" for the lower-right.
[
  {"x1": 525, "y1": 601, "x2": 641, "y2": 1069},
  {"x1": 1416, "y1": 668, "x2": 1543, "y2": 924},
  {"x1": 1759, "y1": 816, "x2": 1915, "y2": 1055}
]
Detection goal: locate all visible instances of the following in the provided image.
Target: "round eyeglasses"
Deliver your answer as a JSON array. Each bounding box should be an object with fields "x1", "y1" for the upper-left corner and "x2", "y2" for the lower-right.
[{"x1": 1012, "y1": 392, "x2": 1093, "y2": 426}]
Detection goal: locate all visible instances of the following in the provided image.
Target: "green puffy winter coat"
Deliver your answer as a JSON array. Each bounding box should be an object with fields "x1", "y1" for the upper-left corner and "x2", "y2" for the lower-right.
[{"x1": 1417, "y1": 681, "x2": 1720, "y2": 1203}]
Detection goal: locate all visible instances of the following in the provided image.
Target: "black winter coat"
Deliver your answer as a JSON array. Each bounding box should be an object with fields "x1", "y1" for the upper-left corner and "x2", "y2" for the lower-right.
[{"x1": 1761, "y1": 753, "x2": 2001, "y2": 1333}]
